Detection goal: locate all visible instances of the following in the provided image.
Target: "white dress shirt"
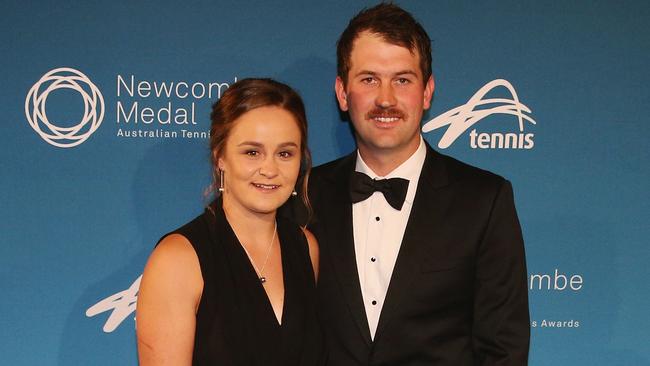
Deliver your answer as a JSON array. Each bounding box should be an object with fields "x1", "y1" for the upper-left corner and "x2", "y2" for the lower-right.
[{"x1": 353, "y1": 136, "x2": 427, "y2": 339}]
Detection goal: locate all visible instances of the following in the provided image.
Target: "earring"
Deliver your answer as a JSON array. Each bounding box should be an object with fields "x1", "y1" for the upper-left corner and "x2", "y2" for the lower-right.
[
  {"x1": 291, "y1": 190, "x2": 297, "y2": 196},
  {"x1": 218, "y1": 169, "x2": 225, "y2": 193}
]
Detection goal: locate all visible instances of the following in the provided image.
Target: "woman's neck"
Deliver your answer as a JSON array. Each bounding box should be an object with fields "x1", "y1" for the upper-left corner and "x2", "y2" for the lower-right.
[{"x1": 222, "y1": 198, "x2": 277, "y2": 247}]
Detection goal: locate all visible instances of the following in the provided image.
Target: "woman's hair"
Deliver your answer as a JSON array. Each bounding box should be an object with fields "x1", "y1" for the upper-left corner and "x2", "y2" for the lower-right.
[{"x1": 209, "y1": 78, "x2": 312, "y2": 213}]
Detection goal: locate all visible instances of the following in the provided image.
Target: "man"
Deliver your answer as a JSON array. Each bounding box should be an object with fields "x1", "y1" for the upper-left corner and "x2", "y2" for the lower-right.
[{"x1": 307, "y1": 3, "x2": 530, "y2": 365}]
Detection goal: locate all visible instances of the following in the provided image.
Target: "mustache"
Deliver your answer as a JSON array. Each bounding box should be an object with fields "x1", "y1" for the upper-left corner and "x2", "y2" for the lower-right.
[{"x1": 366, "y1": 108, "x2": 406, "y2": 120}]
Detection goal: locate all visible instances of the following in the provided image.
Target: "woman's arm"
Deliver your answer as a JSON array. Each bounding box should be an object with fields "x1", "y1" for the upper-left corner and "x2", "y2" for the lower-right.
[
  {"x1": 136, "y1": 234, "x2": 203, "y2": 366},
  {"x1": 302, "y1": 228, "x2": 320, "y2": 281}
]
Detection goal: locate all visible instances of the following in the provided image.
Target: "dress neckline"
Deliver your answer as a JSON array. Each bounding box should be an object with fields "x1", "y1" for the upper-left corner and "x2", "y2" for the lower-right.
[{"x1": 209, "y1": 199, "x2": 288, "y2": 327}]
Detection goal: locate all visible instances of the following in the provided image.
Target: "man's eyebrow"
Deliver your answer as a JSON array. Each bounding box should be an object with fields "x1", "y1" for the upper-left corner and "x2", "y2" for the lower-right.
[
  {"x1": 394, "y1": 70, "x2": 418, "y2": 77},
  {"x1": 354, "y1": 70, "x2": 419, "y2": 77},
  {"x1": 355, "y1": 70, "x2": 379, "y2": 76}
]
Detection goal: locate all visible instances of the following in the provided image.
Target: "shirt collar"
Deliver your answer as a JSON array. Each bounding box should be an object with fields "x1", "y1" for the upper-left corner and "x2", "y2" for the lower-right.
[{"x1": 355, "y1": 136, "x2": 427, "y2": 205}]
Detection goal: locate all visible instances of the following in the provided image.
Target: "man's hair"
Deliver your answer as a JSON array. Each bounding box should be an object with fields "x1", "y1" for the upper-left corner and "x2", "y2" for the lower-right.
[{"x1": 337, "y1": 3, "x2": 432, "y2": 85}]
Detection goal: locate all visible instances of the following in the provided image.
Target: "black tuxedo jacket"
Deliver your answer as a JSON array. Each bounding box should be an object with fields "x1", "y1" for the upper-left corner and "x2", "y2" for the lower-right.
[{"x1": 307, "y1": 144, "x2": 530, "y2": 366}]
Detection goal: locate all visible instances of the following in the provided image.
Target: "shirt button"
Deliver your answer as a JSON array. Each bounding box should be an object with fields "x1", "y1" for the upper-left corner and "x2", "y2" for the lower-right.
[
  {"x1": 375, "y1": 216, "x2": 380, "y2": 221},
  {"x1": 371, "y1": 300, "x2": 377, "y2": 305},
  {"x1": 370, "y1": 257, "x2": 376, "y2": 262}
]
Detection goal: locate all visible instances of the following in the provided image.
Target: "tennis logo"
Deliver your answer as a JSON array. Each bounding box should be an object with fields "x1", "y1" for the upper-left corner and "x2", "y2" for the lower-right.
[
  {"x1": 25, "y1": 67, "x2": 104, "y2": 148},
  {"x1": 423, "y1": 79, "x2": 536, "y2": 149}
]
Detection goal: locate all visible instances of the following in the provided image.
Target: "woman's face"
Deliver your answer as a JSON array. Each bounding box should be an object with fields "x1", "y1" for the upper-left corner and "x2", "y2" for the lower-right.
[{"x1": 218, "y1": 106, "x2": 302, "y2": 216}]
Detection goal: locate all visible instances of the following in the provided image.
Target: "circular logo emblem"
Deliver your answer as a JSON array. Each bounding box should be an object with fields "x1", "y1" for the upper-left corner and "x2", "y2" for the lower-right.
[{"x1": 25, "y1": 67, "x2": 104, "y2": 148}]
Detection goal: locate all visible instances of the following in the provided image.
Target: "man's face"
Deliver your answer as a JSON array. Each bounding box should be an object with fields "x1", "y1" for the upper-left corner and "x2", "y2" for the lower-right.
[{"x1": 336, "y1": 31, "x2": 434, "y2": 163}]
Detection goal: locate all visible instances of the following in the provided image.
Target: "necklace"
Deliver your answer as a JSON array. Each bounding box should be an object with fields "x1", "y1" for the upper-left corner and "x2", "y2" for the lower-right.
[{"x1": 239, "y1": 222, "x2": 277, "y2": 284}]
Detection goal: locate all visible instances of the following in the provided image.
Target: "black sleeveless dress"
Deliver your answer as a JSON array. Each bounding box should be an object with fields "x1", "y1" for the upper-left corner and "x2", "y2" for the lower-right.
[{"x1": 168, "y1": 202, "x2": 326, "y2": 365}]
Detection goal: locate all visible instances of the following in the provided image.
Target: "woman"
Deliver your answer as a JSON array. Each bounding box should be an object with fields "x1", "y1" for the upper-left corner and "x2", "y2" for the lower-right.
[{"x1": 136, "y1": 78, "x2": 324, "y2": 365}]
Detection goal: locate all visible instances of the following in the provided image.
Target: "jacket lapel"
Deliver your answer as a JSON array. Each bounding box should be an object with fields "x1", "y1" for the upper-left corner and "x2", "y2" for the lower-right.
[
  {"x1": 373, "y1": 144, "x2": 451, "y2": 343},
  {"x1": 319, "y1": 154, "x2": 373, "y2": 346}
]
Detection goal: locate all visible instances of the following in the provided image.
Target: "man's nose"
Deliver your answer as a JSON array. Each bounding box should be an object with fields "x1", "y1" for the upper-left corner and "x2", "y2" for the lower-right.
[{"x1": 375, "y1": 83, "x2": 397, "y2": 108}]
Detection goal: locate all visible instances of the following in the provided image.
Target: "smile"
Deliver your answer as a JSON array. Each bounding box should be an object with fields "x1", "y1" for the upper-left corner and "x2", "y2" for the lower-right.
[
  {"x1": 373, "y1": 117, "x2": 400, "y2": 123},
  {"x1": 252, "y1": 183, "x2": 280, "y2": 190}
]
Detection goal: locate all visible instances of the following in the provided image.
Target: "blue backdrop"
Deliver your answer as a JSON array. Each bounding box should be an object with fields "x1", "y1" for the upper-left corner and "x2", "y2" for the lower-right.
[{"x1": 2, "y1": 1, "x2": 649, "y2": 364}]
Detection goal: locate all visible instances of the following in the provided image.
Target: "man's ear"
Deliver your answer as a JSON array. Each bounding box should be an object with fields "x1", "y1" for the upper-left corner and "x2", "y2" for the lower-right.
[
  {"x1": 423, "y1": 75, "x2": 435, "y2": 110},
  {"x1": 335, "y1": 76, "x2": 349, "y2": 111}
]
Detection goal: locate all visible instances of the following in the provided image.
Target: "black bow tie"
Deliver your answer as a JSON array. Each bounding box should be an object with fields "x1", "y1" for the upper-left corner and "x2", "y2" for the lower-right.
[{"x1": 349, "y1": 171, "x2": 409, "y2": 210}]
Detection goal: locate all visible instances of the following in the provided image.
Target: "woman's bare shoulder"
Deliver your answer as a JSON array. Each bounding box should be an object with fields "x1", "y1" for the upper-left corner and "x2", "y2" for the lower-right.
[{"x1": 140, "y1": 233, "x2": 203, "y2": 309}]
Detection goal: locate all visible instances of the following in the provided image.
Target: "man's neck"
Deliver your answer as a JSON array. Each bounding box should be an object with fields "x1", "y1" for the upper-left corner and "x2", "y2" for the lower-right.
[{"x1": 357, "y1": 137, "x2": 422, "y2": 177}]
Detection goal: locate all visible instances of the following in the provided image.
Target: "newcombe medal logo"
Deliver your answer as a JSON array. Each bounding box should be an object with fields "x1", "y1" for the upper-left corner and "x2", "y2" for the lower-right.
[{"x1": 25, "y1": 67, "x2": 105, "y2": 148}]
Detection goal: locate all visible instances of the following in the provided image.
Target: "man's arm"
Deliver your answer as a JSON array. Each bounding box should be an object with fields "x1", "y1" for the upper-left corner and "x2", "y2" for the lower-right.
[{"x1": 472, "y1": 179, "x2": 530, "y2": 365}]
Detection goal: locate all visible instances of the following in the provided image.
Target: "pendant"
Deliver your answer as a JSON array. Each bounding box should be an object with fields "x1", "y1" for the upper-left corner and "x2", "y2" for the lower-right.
[{"x1": 260, "y1": 276, "x2": 266, "y2": 283}]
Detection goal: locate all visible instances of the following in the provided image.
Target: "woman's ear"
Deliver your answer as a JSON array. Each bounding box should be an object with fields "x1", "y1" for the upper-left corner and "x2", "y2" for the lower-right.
[{"x1": 215, "y1": 151, "x2": 224, "y2": 171}]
